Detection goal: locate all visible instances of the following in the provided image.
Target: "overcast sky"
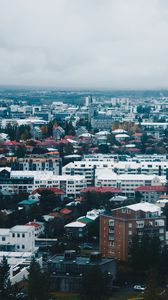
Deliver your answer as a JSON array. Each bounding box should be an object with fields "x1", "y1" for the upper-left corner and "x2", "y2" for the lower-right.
[{"x1": 0, "y1": 0, "x2": 168, "y2": 89}]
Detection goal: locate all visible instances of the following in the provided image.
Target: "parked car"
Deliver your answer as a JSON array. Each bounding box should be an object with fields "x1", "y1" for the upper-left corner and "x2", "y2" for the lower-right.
[{"x1": 133, "y1": 285, "x2": 146, "y2": 291}]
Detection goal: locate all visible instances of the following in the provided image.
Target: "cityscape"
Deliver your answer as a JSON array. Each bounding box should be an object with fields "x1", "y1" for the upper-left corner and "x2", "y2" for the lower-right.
[
  {"x1": 1, "y1": 0, "x2": 168, "y2": 299},
  {"x1": 0, "y1": 89, "x2": 167, "y2": 299}
]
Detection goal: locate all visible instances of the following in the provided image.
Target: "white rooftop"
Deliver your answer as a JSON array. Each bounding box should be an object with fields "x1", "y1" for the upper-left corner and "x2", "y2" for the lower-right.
[
  {"x1": 112, "y1": 129, "x2": 127, "y2": 133},
  {"x1": 10, "y1": 225, "x2": 34, "y2": 232},
  {"x1": 65, "y1": 221, "x2": 86, "y2": 228},
  {"x1": 0, "y1": 228, "x2": 10, "y2": 235},
  {"x1": 127, "y1": 202, "x2": 161, "y2": 213}
]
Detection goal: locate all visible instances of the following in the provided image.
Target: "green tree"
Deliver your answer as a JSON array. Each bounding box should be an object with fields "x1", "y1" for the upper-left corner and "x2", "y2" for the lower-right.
[
  {"x1": 28, "y1": 258, "x2": 49, "y2": 300},
  {"x1": 63, "y1": 142, "x2": 74, "y2": 155},
  {"x1": 130, "y1": 233, "x2": 161, "y2": 272},
  {"x1": 46, "y1": 216, "x2": 64, "y2": 238},
  {"x1": 144, "y1": 271, "x2": 162, "y2": 300},
  {"x1": 0, "y1": 256, "x2": 10, "y2": 298},
  {"x1": 81, "y1": 266, "x2": 112, "y2": 300}
]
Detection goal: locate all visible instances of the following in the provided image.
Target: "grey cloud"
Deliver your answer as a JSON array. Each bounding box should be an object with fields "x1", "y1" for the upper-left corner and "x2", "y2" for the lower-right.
[{"x1": 0, "y1": 0, "x2": 168, "y2": 89}]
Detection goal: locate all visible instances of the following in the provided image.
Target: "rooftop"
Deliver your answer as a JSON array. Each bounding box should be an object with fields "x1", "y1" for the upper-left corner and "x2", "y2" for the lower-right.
[
  {"x1": 135, "y1": 186, "x2": 168, "y2": 192},
  {"x1": 80, "y1": 186, "x2": 122, "y2": 193},
  {"x1": 50, "y1": 254, "x2": 114, "y2": 266},
  {"x1": 32, "y1": 187, "x2": 65, "y2": 195},
  {"x1": 126, "y1": 202, "x2": 161, "y2": 213},
  {"x1": 64, "y1": 221, "x2": 86, "y2": 228},
  {"x1": 10, "y1": 225, "x2": 34, "y2": 233}
]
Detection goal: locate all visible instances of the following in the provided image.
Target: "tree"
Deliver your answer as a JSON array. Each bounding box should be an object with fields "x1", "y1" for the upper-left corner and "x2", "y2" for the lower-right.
[
  {"x1": 63, "y1": 142, "x2": 74, "y2": 155},
  {"x1": 46, "y1": 216, "x2": 64, "y2": 238},
  {"x1": 81, "y1": 266, "x2": 112, "y2": 300},
  {"x1": 98, "y1": 144, "x2": 110, "y2": 154},
  {"x1": 134, "y1": 191, "x2": 142, "y2": 203},
  {"x1": 0, "y1": 256, "x2": 10, "y2": 298},
  {"x1": 130, "y1": 233, "x2": 161, "y2": 272},
  {"x1": 28, "y1": 258, "x2": 49, "y2": 300},
  {"x1": 144, "y1": 271, "x2": 162, "y2": 300}
]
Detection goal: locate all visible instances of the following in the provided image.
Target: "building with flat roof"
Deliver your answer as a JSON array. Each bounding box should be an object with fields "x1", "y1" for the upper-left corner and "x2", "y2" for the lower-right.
[
  {"x1": 95, "y1": 170, "x2": 166, "y2": 199},
  {"x1": 48, "y1": 250, "x2": 116, "y2": 292},
  {"x1": 0, "y1": 225, "x2": 36, "y2": 252},
  {"x1": 0, "y1": 168, "x2": 86, "y2": 196}
]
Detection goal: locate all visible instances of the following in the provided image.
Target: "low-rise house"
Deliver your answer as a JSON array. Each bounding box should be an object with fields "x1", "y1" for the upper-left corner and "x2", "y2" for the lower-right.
[
  {"x1": 53, "y1": 125, "x2": 65, "y2": 140},
  {"x1": 0, "y1": 225, "x2": 36, "y2": 252},
  {"x1": 64, "y1": 221, "x2": 87, "y2": 239},
  {"x1": 18, "y1": 199, "x2": 40, "y2": 211},
  {"x1": 25, "y1": 221, "x2": 45, "y2": 237}
]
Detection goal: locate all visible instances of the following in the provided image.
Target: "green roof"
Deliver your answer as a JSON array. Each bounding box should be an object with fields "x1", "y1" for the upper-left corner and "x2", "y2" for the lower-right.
[
  {"x1": 78, "y1": 217, "x2": 93, "y2": 224},
  {"x1": 18, "y1": 199, "x2": 39, "y2": 205}
]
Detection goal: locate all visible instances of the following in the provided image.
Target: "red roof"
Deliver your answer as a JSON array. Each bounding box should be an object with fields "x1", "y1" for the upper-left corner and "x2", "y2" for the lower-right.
[
  {"x1": 48, "y1": 212, "x2": 60, "y2": 217},
  {"x1": 25, "y1": 145, "x2": 33, "y2": 148},
  {"x1": 59, "y1": 139, "x2": 69, "y2": 144},
  {"x1": 32, "y1": 187, "x2": 65, "y2": 195},
  {"x1": 159, "y1": 195, "x2": 168, "y2": 199},
  {"x1": 46, "y1": 151, "x2": 59, "y2": 156},
  {"x1": 25, "y1": 222, "x2": 41, "y2": 228},
  {"x1": 4, "y1": 141, "x2": 20, "y2": 146},
  {"x1": 130, "y1": 140, "x2": 141, "y2": 143},
  {"x1": 135, "y1": 186, "x2": 168, "y2": 192},
  {"x1": 80, "y1": 186, "x2": 122, "y2": 193},
  {"x1": 60, "y1": 208, "x2": 72, "y2": 215},
  {"x1": 132, "y1": 133, "x2": 143, "y2": 137},
  {"x1": 129, "y1": 148, "x2": 140, "y2": 152}
]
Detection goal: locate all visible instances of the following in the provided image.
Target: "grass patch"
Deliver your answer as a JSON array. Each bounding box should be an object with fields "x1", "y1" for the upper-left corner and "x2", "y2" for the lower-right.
[
  {"x1": 50, "y1": 292, "x2": 80, "y2": 300},
  {"x1": 109, "y1": 290, "x2": 143, "y2": 300},
  {"x1": 50, "y1": 290, "x2": 142, "y2": 300}
]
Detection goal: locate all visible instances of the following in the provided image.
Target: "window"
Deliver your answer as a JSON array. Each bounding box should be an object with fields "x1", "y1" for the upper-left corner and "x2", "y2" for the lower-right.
[
  {"x1": 17, "y1": 233, "x2": 20, "y2": 238},
  {"x1": 22, "y1": 245, "x2": 25, "y2": 249},
  {"x1": 22, "y1": 233, "x2": 25, "y2": 238},
  {"x1": 17, "y1": 245, "x2": 20, "y2": 249},
  {"x1": 2, "y1": 237, "x2": 5, "y2": 241},
  {"x1": 128, "y1": 223, "x2": 132, "y2": 228},
  {"x1": 12, "y1": 233, "x2": 15, "y2": 238},
  {"x1": 129, "y1": 230, "x2": 132, "y2": 235}
]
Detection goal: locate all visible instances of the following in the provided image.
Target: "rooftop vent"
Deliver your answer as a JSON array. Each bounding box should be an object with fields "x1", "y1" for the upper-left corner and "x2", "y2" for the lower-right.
[
  {"x1": 90, "y1": 252, "x2": 102, "y2": 262},
  {"x1": 64, "y1": 250, "x2": 76, "y2": 261}
]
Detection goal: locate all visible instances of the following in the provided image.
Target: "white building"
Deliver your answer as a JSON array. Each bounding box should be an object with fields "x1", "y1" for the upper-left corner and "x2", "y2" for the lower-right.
[
  {"x1": 0, "y1": 225, "x2": 35, "y2": 252},
  {"x1": 62, "y1": 159, "x2": 168, "y2": 187},
  {"x1": 95, "y1": 169, "x2": 166, "y2": 198},
  {"x1": 17, "y1": 156, "x2": 61, "y2": 175},
  {"x1": 0, "y1": 168, "x2": 86, "y2": 197},
  {"x1": 0, "y1": 252, "x2": 42, "y2": 285}
]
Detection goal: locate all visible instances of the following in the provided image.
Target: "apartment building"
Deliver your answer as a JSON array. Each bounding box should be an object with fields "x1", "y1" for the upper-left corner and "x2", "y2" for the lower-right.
[
  {"x1": 83, "y1": 154, "x2": 168, "y2": 162},
  {"x1": 0, "y1": 168, "x2": 86, "y2": 197},
  {"x1": 95, "y1": 169, "x2": 166, "y2": 198},
  {"x1": 135, "y1": 186, "x2": 168, "y2": 203},
  {"x1": 62, "y1": 159, "x2": 168, "y2": 188},
  {"x1": 100, "y1": 202, "x2": 166, "y2": 261},
  {"x1": 15, "y1": 155, "x2": 61, "y2": 175},
  {"x1": 0, "y1": 225, "x2": 35, "y2": 252},
  {"x1": 33, "y1": 174, "x2": 86, "y2": 197}
]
